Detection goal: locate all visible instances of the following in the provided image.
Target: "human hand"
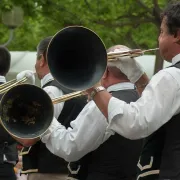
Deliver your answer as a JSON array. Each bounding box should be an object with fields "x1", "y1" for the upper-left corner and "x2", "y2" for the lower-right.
[
  {"x1": 16, "y1": 70, "x2": 35, "y2": 85},
  {"x1": 85, "y1": 81, "x2": 101, "y2": 95},
  {"x1": 108, "y1": 47, "x2": 144, "y2": 83}
]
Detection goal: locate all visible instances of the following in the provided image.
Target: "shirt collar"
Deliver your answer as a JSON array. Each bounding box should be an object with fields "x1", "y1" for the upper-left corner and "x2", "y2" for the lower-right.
[
  {"x1": 41, "y1": 73, "x2": 54, "y2": 87},
  {"x1": 0, "y1": 76, "x2": 6, "y2": 83},
  {"x1": 172, "y1": 54, "x2": 180, "y2": 65},
  {"x1": 107, "y1": 82, "x2": 135, "y2": 92}
]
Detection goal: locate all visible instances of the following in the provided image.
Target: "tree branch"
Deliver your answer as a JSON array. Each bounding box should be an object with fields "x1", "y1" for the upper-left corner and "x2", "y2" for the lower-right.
[
  {"x1": 93, "y1": 18, "x2": 155, "y2": 28},
  {"x1": 125, "y1": 32, "x2": 141, "y2": 49},
  {"x1": 152, "y1": 0, "x2": 161, "y2": 25},
  {"x1": 45, "y1": 1, "x2": 84, "y2": 24},
  {"x1": 84, "y1": 0, "x2": 92, "y2": 11},
  {"x1": 136, "y1": 0, "x2": 153, "y2": 14},
  {"x1": 114, "y1": 14, "x2": 155, "y2": 23},
  {"x1": 114, "y1": 11, "x2": 155, "y2": 24},
  {"x1": 116, "y1": 13, "x2": 151, "y2": 19}
]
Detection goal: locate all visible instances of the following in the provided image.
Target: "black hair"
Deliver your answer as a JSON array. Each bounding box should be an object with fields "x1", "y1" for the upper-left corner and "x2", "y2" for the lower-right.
[
  {"x1": 161, "y1": 1, "x2": 180, "y2": 37},
  {"x1": 37, "y1": 36, "x2": 53, "y2": 61},
  {"x1": 0, "y1": 46, "x2": 11, "y2": 76}
]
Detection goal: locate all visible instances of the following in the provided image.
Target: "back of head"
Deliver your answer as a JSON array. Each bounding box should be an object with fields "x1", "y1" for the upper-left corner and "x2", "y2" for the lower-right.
[
  {"x1": 161, "y1": 1, "x2": 180, "y2": 37},
  {"x1": 35, "y1": 36, "x2": 53, "y2": 80},
  {"x1": 0, "y1": 46, "x2": 11, "y2": 76},
  {"x1": 107, "y1": 45, "x2": 130, "y2": 53},
  {"x1": 106, "y1": 45, "x2": 130, "y2": 79},
  {"x1": 100, "y1": 45, "x2": 130, "y2": 88},
  {"x1": 37, "y1": 36, "x2": 53, "y2": 61}
]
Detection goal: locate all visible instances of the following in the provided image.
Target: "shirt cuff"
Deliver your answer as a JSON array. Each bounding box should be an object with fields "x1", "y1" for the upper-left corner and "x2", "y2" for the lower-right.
[{"x1": 107, "y1": 97, "x2": 125, "y2": 124}]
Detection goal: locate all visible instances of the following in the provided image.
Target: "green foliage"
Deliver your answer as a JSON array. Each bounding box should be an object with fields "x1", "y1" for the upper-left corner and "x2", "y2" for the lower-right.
[{"x1": 0, "y1": 0, "x2": 170, "y2": 51}]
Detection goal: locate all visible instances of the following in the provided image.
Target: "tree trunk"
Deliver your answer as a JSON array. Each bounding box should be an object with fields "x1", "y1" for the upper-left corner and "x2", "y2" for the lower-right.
[{"x1": 154, "y1": 50, "x2": 164, "y2": 74}]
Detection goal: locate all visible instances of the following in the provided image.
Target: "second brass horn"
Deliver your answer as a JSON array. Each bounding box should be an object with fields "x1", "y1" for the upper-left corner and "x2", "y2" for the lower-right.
[{"x1": 0, "y1": 26, "x2": 107, "y2": 139}]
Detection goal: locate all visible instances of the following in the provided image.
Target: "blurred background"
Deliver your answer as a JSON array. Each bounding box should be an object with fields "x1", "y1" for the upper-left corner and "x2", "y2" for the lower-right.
[{"x1": 0, "y1": 0, "x2": 173, "y2": 84}]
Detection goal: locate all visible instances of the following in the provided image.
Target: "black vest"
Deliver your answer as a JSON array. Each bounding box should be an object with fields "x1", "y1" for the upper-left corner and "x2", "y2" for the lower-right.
[
  {"x1": 69, "y1": 88, "x2": 143, "y2": 180},
  {"x1": 137, "y1": 62, "x2": 180, "y2": 180},
  {"x1": 0, "y1": 82, "x2": 18, "y2": 164},
  {"x1": 21, "y1": 80, "x2": 87, "y2": 174}
]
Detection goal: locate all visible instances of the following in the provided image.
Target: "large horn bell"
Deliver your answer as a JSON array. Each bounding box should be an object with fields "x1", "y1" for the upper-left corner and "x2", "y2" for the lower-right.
[
  {"x1": 0, "y1": 84, "x2": 54, "y2": 139},
  {"x1": 47, "y1": 26, "x2": 107, "y2": 91}
]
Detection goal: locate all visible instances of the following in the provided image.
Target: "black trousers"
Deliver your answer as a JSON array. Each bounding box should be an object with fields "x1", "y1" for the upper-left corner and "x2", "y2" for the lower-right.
[{"x1": 0, "y1": 162, "x2": 16, "y2": 180}]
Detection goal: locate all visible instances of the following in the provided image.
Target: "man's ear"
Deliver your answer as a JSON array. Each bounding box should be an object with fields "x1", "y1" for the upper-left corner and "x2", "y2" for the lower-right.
[
  {"x1": 175, "y1": 29, "x2": 180, "y2": 45},
  {"x1": 102, "y1": 68, "x2": 108, "y2": 79},
  {"x1": 39, "y1": 55, "x2": 46, "y2": 67}
]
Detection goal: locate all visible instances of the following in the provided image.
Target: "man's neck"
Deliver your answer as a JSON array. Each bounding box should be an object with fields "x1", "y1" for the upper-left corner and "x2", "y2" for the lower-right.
[
  {"x1": 105, "y1": 79, "x2": 130, "y2": 89},
  {"x1": 107, "y1": 82, "x2": 135, "y2": 92},
  {"x1": 41, "y1": 73, "x2": 49, "y2": 80}
]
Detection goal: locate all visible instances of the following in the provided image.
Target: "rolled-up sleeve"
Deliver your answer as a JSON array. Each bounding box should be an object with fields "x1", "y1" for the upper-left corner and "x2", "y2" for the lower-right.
[
  {"x1": 41, "y1": 101, "x2": 113, "y2": 162},
  {"x1": 107, "y1": 69, "x2": 180, "y2": 140}
]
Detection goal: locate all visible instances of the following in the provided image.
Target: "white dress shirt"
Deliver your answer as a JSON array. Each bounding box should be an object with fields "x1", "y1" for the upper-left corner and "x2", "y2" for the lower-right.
[
  {"x1": 0, "y1": 76, "x2": 6, "y2": 83},
  {"x1": 41, "y1": 73, "x2": 64, "y2": 118},
  {"x1": 107, "y1": 54, "x2": 180, "y2": 140},
  {"x1": 41, "y1": 82, "x2": 135, "y2": 162}
]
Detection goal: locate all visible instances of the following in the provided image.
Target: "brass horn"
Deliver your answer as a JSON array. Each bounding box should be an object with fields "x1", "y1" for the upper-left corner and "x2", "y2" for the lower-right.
[
  {"x1": 0, "y1": 77, "x2": 28, "y2": 94},
  {"x1": 47, "y1": 26, "x2": 107, "y2": 91},
  {"x1": 0, "y1": 26, "x2": 107, "y2": 139},
  {"x1": 0, "y1": 26, "x2": 159, "y2": 139},
  {"x1": 0, "y1": 84, "x2": 54, "y2": 139}
]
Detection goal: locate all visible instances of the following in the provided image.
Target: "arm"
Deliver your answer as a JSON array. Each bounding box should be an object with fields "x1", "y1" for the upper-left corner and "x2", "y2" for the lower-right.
[
  {"x1": 87, "y1": 72, "x2": 149, "y2": 115},
  {"x1": 41, "y1": 101, "x2": 113, "y2": 162},
  {"x1": 91, "y1": 69, "x2": 180, "y2": 140},
  {"x1": 135, "y1": 73, "x2": 149, "y2": 96}
]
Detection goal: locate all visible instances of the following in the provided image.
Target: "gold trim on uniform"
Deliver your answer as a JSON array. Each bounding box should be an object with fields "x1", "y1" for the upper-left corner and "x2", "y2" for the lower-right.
[
  {"x1": 137, "y1": 156, "x2": 154, "y2": 171},
  {"x1": 21, "y1": 169, "x2": 38, "y2": 174},
  {"x1": 19, "y1": 146, "x2": 32, "y2": 156},
  {"x1": 136, "y1": 170, "x2": 160, "y2": 180}
]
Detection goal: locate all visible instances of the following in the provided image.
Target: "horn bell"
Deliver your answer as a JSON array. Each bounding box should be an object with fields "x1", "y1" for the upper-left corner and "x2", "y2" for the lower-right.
[
  {"x1": 47, "y1": 26, "x2": 107, "y2": 91},
  {"x1": 0, "y1": 84, "x2": 54, "y2": 139}
]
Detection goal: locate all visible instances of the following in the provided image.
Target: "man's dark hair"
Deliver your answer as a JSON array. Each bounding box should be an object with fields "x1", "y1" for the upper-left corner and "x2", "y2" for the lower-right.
[
  {"x1": 0, "y1": 46, "x2": 11, "y2": 76},
  {"x1": 161, "y1": 1, "x2": 180, "y2": 37},
  {"x1": 37, "y1": 36, "x2": 53, "y2": 61}
]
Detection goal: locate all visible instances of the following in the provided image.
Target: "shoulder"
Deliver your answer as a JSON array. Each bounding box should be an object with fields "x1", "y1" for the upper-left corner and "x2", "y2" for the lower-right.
[
  {"x1": 150, "y1": 67, "x2": 180, "y2": 89},
  {"x1": 43, "y1": 85, "x2": 63, "y2": 96}
]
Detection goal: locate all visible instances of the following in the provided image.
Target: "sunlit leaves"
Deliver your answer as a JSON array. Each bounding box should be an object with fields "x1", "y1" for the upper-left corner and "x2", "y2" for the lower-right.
[{"x1": 0, "y1": 0, "x2": 167, "y2": 51}]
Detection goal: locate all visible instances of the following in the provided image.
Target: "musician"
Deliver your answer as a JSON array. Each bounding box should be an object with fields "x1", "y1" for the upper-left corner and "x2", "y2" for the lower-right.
[
  {"x1": 85, "y1": 2, "x2": 180, "y2": 179},
  {"x1": 35, "y1": 48, "x2": 144, "y2": 180},
  {"x1": 16, "y1": 37, "x2": 86, "y2": 180},
  {"x1": 0, "y1": 47, "x2": 19, "y2": 180}
]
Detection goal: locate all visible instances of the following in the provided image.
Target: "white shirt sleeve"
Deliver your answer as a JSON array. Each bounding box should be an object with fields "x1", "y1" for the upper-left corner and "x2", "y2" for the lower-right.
[
  {"x1": 43, "y1": 86, "x2": 64, "y2": 119},
  {"x1": 41, "y1": 101, "x2": 114, "y2": 162},
  {"x1": 107, "y1": 67, "x2": 180, "y2": 140}
]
